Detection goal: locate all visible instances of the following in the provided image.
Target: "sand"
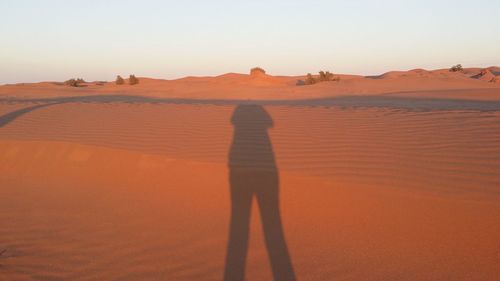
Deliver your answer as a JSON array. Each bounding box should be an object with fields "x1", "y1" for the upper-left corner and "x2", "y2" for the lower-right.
[
  {"x1": 1, "y1": 68, "x2": 500, "y2": 280},
  {"x1": 1, "y1": 67, "x2": 499, "y2": 101}
]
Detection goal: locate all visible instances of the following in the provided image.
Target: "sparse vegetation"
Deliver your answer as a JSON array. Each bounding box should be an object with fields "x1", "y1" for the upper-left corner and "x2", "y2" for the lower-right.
[
  {"x1": 250, "y1": 67, "x2": 266, "y2": 76},
  {"x1": 305, "y1": 73, "x2": 316, "y2": 85},
  {"x1": 64, "y1": 78, "x2": 77, "y2": 87},
  {"x1": 116, "y1": 75, "x2": 124, "y2": 85},
  {"x1": 449, "y1": 64, "x2": 463, "y2": 72},
  {"x1": 129, "y1": 74, "x2": 139, "y2": 85},
  {"x1": 303, "y1": 71, "x2": 340, "y2": 85},
  {"x1": 64, "y1": 78, "x2": 85, "y2": 87},
  {"x1": 318, "y1": 71, "x2": 334, "y2": 82}
]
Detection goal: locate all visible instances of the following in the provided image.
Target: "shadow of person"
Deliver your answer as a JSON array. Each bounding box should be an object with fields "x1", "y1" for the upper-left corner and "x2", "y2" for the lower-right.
[{"x1": 224, "y1": 104, "x2": 296, "y2": 281}]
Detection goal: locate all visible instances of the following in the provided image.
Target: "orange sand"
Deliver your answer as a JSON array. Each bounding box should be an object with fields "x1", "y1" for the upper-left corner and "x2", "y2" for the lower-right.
[
  {"x1": 1, "y1": 68, "x2": 500, "y2": 280},
  {"x1": 1, "y1": 67, "x2": 499, "y2": 100}
]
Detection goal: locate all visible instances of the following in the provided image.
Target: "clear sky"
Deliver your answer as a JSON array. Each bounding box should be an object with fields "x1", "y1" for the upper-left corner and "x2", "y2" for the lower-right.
[{"x1": 1, "y1": 0, "x2": 499, "y2": 83}]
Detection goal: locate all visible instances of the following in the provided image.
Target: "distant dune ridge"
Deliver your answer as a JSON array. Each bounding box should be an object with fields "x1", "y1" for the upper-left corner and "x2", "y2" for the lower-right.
[
  {"x1": 1, "y1": 66, "x2": 499, "y2": 100},
  {"x1": 1, "y1": 66, "x2": 500, "y2": 280}
]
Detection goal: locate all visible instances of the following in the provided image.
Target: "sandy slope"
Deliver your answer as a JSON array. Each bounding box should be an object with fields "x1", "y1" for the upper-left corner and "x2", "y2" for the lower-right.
[
  {"x1": 1, "y1": 69, "x2": 500, "y2": 280},
  {"x1": 1, "y1": 67, "x2": 499, "y2": 100}
]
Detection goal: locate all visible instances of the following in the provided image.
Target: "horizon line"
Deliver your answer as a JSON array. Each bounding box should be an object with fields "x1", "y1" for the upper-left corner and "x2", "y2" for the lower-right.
[{"x1": 2, "y1": 64, "x2": 499, "y2": 85}]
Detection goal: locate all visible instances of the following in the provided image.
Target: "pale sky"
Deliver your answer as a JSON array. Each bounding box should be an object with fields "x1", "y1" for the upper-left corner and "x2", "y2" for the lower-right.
[{"x1": 1, "y1": 0, "x2": 499, "y2": 84}]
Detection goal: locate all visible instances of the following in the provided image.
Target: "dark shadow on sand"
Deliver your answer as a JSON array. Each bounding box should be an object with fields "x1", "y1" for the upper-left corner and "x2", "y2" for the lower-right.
[
  {"x1": 224, "y1": 105, "x2": 296, "y2": 281},
  {"x1": 2, "y1": 91, "x2": 500, "y2": 112},
  {"x1": 0, "y1": 103, "x2": 61, "y2": 128}
]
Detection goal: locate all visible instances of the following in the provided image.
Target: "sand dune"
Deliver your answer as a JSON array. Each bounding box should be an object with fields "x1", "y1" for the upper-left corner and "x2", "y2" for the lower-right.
[
  {"x1": 1, "y1": 71, "x2": 500, "y2": 280},
  {"x1": 1, "y1": 102, "x2": 499, "y2": 195},
  {"x1": 1, "y1": 67, "x2": 499, "y2": 100}
]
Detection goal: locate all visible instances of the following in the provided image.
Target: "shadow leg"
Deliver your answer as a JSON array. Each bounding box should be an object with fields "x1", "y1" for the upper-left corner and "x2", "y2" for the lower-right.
[
  {"x1": 223, "y1": 171, "x2": 254, "y2": 281},
  {"x1": 256, "y1": 173, "x2": 296, "y2": 281}
]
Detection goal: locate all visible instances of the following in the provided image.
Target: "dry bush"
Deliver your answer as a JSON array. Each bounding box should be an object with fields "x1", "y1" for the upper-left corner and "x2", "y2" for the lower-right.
[
  {"x1": 129, "y1": 74, "x2": 139, "y2": 85},
  {"x1": 319, "y1": 71, "x2": 333, "y2": 82},
  {"x1": 116, "y1": 75, "x2": 124, "y2": 85},
  {"x1": 64, "y1": 78, "x2": 78, "y2": 87},
  {"x1": 250, "y1": 67, "x2": 266, "y2": 75},
  {"x1": 65, "y1": 78, "x2": 85, "y2": 87},
  {"x1": 303, "y1": 71, "x2": 339, "y2": 85},
  {"x1": 305, "y1": 73, "x2": 316, "y2": 85},
  {"x1": 449, "y1": 64, "x2": 463, "y2": 72}
]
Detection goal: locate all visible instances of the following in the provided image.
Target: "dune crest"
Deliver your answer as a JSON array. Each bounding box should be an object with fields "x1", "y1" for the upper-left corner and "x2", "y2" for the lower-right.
[{"x1": 1, "y1": 67, "x2": 499, "y2": 101}]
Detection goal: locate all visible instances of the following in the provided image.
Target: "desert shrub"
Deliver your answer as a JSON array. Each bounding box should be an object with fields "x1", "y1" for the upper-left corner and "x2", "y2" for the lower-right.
[
  {"x1": 64, "y1": 78, "x2": 78, "y2": 87},
  {"x1": 250, "y1": 67, "x2": 266, "y2": 75},
  {"x1": 116, "y1": 75, "x2": 124, "y2": 85},
  {"x1": 449, "y1": 64, "x2": 463, "y2": 72},
  {"x1": 64, "y1": 78, "x2": 86, "y2": 87},
  {"x1": 129, "y1": 74, "x2": 139, "y2": 85},
  {"x1": 319, "y1": 71, "x2": 334, "y2": 82},
  {"x1": 304, "y1": 71, "x2": 340, "y2": 85},
  {"x1": 305, "y1": 73, "x2": 316, "y2": 85}
]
